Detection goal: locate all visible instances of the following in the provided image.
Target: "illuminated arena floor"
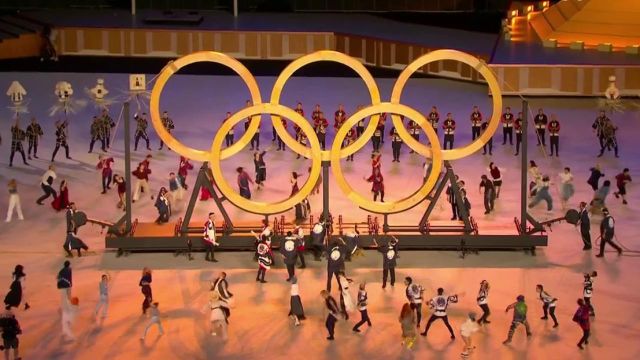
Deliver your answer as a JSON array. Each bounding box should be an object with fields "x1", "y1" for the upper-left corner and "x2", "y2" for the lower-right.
[{"x1": 0, "y1": 73, "x2": 639, "y2": 359}]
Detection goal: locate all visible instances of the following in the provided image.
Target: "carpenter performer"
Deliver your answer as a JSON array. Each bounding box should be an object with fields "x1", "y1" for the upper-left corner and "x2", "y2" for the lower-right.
[
  {"x1": 374, "y1": 236, "x2": 399, "y2": 289},
  {"x1": 371, "y1": 120, "x2": 383, "y2": 152},
  {"x1": 26, "y1": 117, "x2": 43, "y2": 160},
  {"x1": 596, "y1": 207, "x2": 622, "y2": 257},
  {"x1": 592, "y1": 111, "x2": 608, "y2": 152},
  {"x1": 326, "y1": 239, "x2": 348, "y2": 292},
  {"x1": 89, "y1": 116, "x2": 105, "y2": 153},
  {"x1": 203, "y1": 212, "x2": 219, "y2": 262},
  {"x1": 548, "y1": 115, "x2": 560, "y2": 157},
  {"x1": 256, "y1": 242, "x2": 272, "y2": 283},
  {"x1": 365, "y1": 167, "x2": 385, "y2": 202},
  {"x1": 470, "y1": 106, "x2": 482, "y2": 140},
  {"x1": 100, "y1": 109, "x2": 115, "y2": 150},
  {"x1": 134, "y1": 112, "x2": 151, "y2": 151},
  {"x1": 534, "y1": 108, "x2": 547, "y2": 147},
  {"x1": 481, "y1": 121, "x2": 493, "y2": 155},
  {"x1": 501, "y1": 106, "x2": 514, "y2": 145},
  {"x1": 443, "y1": 113, "x2": 456, "y2": 150},
  {"x1": 280, "y1": 231, "x2": 299, "y2": 281},
  {"x1": 575, "y1": 202, "x2": 592, "y2": 250},
  {"x1": 479, "y1": 175, "x2": 495, "y2": 214},
  {"x1": 51, "y1": 120, "x2": 71, "y2": 162},
  {"x1": 9, "y1": 118, "x2": 28, "y2": 167},
  {"x1": 158, "y1": 111, "x2": 174, "y2": 150}
]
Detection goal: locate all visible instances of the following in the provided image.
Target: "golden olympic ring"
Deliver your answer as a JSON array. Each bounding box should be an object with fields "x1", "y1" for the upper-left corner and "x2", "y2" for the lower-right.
[
  {"x1": 331, "y1": 103, "x2": 442, "y2": 214},
  {"x1": 150, "y1": 51, "x2": 262, "y2": 162},
  {"x1": 390, "y1": 49, "x2": 503, "y2": 160},
  {"x1": 150, "y1": 50, "x2": 502, "y2": 216},
  {"x1": 269, "y1": 50, "x2": 382, "y2": 161},
  {"x1": 210, "y1": 103, "x2": 322, "y2": 215}
]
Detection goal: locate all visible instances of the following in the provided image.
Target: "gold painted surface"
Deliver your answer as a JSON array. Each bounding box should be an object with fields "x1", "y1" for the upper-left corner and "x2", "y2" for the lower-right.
[
  {"x1": 150, "y1": 49, "x2": 502, "y2": 215},
  {"x1": 209, "y1": 103, "x2": 322, "y2": 215},
  {"x1": 529, "y1": 67, "x2": 552, "y2": 89},
  {"x1": 391, "y1": 49, "x2": 503, "y2": 161},
  {"x1": 560, "y1": 67, "x2": 579, "y2": 93},
  {"x1": 269, "y1": 50, "x2": 382, "y2": 161},
  {"x1": 83, "y1": 29, "x2": 103, "y2": 50},
  {"x1": 150, "y1": 51, "x2": 262, "y2": 162},
  {"x1": 331, "y1": 102, "x2": 442, "y2": 214}
]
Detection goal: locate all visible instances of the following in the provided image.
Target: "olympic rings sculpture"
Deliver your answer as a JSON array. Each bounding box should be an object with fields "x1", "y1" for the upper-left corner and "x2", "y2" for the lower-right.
[{"x1": 150, "y1": 49, "x2": 503, "y2": 215}]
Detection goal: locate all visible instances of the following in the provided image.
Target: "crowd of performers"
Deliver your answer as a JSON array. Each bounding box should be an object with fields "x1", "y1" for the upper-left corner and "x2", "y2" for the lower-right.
[
  {"x1": 0, "y1": 103, "x2": 629, "y2": 357},
  {"x1": 0, "y1": 222, "x2": 602, "y2": 357}
]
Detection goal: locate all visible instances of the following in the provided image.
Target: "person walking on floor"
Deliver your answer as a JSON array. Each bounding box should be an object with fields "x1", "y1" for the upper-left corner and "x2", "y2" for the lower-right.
[
  {"x1": 404, "y1": 277, "x2": 424, "y2": 328},
  {"x1": 280, "y1": 231, "x2": 298, "y2": 282},
  {"x1": 420, "y1": 288, "x2": 458, "y2": 339},
  {"x1": 503, "y1": 295, "x2": 532, "y2": 345},
  {"x1": 536, "y1": 284, "x2": 559, "y2": 328},
  {"x1": 140, "y1": 302, "x2": 164, "y2": 340},
  {"x1": 36, "y1": 165, "x2": 57, "y2": 205},
  {"x1": 374, "y1": 236, "x2": 398, "y2": 289},
  {"x1": 288, "y1": 276, "x2": 305, "y2": 327},
  {"x1": 596, "y1": 207, "x2": 622, "y2": 257},
  {"x1": 0, "y1": 306, "x2": 22, "y2": 360},
  {"x1": 460, "y1": 312, "x2": 480, "y2": 356},
  {"x1": 203, "y1": 212, "x2": 219, "y2": 262},
  {"x1": 352, "y1": 282, "x2": 371, "y2": 332},
  {"x1": 399, "y1": 303, "x2": 417, "y2": 350},
  {"x1": 56, "y1": 261, "x2": 72, "y2": 308},
  {"x1": 576, "y1": 202, "x2": 592, "y2": 250},
  {"x1": 582, "y1": 271, "x2": 597, "y2": 317},
  {"x1": 5, "y1": 180, "x2": 23, "y2": 222},
  {"x1": 203, "y1": 291, "x2": 229, "y2": 340},
  {"x1": 139, "y1": 268, "x2": 153, "y2": 315},
  {"x1": 613, "y1": 168, "x2": 631, "y2": 205},
  {"x1": 587, "y1": 165, "x2": 605, "y2": 191},
  {"x1": 573, "y1": 298, "x2": 591, "y2": 349},
  {"x1": 321, "y1": 290, "x2": 340, "y2": 340},
  {"x1": 479, "y1": 175, "x2": 495, "y2": 214},
  {"x1": 94, "y1": 274, "x2": 110, "y2": 319},
  {"x1": 4, "y1": 265, "x2": 30, "y2": 311},
  {"x1": 476, "y1": 280, "x2": 490, "y2": 325}
]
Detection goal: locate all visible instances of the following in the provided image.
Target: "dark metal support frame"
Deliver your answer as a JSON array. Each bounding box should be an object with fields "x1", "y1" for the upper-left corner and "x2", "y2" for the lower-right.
[{"x1": 105, "y1": 101, "x2": 548, "y2": 253}]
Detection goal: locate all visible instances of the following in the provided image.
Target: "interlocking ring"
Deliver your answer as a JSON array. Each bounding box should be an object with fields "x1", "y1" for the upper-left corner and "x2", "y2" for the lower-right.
[
  {"x1": 331, "y1": 102, "x2": 442, "y2": 214},
  {"x1": 390, "y1": 49, "x2": 502, "y2": 160},
  {"x1": 270, "y1": 50, "x2": 382, "y2": 161},
  {"x1": 150, "y1": 50, "x2": 502, "y2": 216},
  {"x1": 210, "y1": 103, "x2": 322, "y2": 215},
  {"x1": 150, "y1": 51, "x2": 262, "y2": 162}
]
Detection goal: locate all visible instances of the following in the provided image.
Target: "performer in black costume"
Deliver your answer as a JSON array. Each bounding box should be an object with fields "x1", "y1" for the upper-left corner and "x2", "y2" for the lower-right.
[
  {"x1": 26, "y1": 117, "x2": 43, "y2": 160},
  {"x1": 9, "y1": 118, "x2": 28, "y2": 167},
  {"x1": 134, "y1": 112, "x2": 151, "y2": 151},
  {"x1": 51, "y1": 120, "x2": 71, "y2": 162}
]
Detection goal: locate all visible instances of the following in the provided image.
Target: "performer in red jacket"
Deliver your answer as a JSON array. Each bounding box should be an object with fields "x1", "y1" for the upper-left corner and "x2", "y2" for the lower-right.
[
  {"x1": 96, "y1": 155, "x2": 114, "y2": 194},
  {"x1": 177, "y1": 156, "x2": 193, "y2": 190},
  {"x1": 365, "y1": 167, "x2": 384, "y2": 202}
]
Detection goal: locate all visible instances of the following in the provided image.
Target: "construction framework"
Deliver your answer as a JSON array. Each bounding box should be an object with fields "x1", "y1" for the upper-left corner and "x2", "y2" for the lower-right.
[{"x1": 96, "y1": 100, "x2": 565, "y2": 256}]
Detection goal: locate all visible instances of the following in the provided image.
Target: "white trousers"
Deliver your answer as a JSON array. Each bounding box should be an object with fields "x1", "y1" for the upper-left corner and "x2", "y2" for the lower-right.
[
  {"x1": 142, "y1": 316, "x2": 164, "y2": 338},
  {"x1": 133, "y1": 179, "x2": 149, "y2": 201},
  {"x1": 6, "y1": 193, "x2": 24, "y2": 221},
  {"x1": 95, "y1": 294, "x2": 109, "y2": 317}
]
